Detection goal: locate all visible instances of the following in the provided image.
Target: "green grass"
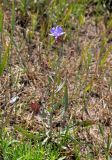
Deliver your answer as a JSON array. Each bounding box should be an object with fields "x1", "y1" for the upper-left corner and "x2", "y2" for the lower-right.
[
  {"x1": 0, "y1": 0, "x2": 112, "y2": 160},
  {"x1": 0, "y1": 137, "x2": 60, "y2": 160}
]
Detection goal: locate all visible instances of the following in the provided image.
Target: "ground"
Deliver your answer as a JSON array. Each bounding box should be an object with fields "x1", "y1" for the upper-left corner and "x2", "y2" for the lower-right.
[{"x1": 0, "y1": 1, "x2": 112, "y2": 160}]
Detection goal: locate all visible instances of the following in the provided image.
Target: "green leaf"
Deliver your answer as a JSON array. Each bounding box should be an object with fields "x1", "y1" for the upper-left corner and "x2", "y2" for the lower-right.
[
  {"x1": 87, "y1": 51, "x2": 92, "y2": 68},
  {"x1": 98, "y1": 123, "x2": 104, "y2": 136},
  {"x1": 11, "y1": 0, "x2": 15, "y2": 39},
  {"x1": 62, "y1": 3, "x2": 72, "y2": 24},
  {"x1": 79, "y1": 14, "x2": 85, "y2": 26},
  {"x1": 0, "y1": 7, "x2": 3, "y2": 32},
  {"x1": 0, "y1": 45, "x2": 10, "y2": 76},
  {"x1": 76, "y1": 120, "x2": 95, "y2": 127},
  {"x1": 84, "y1": 82, "x2": 92, "y2": 93},
  {"x1": 14, "y1": 125, "x2": 40, "y2": 140},
  {"x1": 63, "y1": 80, "x2": 68, "y2": 113},
  {"x1": 100, "y1": 45, "x2": 112, "y2": 67}
]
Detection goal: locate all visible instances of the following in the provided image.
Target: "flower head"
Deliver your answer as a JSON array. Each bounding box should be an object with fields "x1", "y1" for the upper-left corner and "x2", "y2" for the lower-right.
[{"x1": 49, "y1": 26, "x2": 65, "y2": 41}]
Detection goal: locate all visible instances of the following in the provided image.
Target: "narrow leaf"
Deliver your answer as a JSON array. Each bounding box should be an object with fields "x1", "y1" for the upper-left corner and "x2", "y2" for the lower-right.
[
  {"x1": 0, "y1": 7, "x2": 3, "y2": 32},
  {"x1": 63, "y1": 80, "x2": 68, "y2": 113},
  {"x1": 11, "y1": 0, "x2": 15, "y2": 39},
  {"x1": 100, "y1": 45, "x2": 112, "y2": 67},
  {"x1": 0, "y1": 44, "x2": 10, "y2": 76},
  {"x1": 76, "y1": 120, "x2": 96, "y2": 127}
]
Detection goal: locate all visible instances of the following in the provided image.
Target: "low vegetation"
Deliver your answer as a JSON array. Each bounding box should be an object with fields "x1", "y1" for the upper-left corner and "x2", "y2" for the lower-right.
[{"x1": 0, "y1": 0, "x2": 112, "y2": 159}]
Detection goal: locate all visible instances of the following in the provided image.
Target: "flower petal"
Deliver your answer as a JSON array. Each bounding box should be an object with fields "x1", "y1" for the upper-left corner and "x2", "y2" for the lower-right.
[
  {"x1": 56, "y1": 26, "x2": 63, "y2": 33},
  {"x1": 50, "y1": 27, "x2": 55, "y2": 34}
]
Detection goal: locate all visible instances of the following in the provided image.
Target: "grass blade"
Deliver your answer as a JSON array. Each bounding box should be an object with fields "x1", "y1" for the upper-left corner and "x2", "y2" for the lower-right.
[
  {"x1": 100, "y1": 45, "x2": 112, "y2": 67},
  {"x1": 0, "y1": 44, "x2": 10, "y2": 76},
  {"x1": 0, "y1": 7, "x2": 3, "y2": 32},
  {"x1": 63, "y1": 79, "x2": 68, "y2": 114}
]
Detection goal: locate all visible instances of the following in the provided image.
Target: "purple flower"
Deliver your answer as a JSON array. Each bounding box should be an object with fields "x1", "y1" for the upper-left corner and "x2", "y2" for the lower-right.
[{"x1": 49, "y1": 26, "x2": 65, "y2": 40}]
